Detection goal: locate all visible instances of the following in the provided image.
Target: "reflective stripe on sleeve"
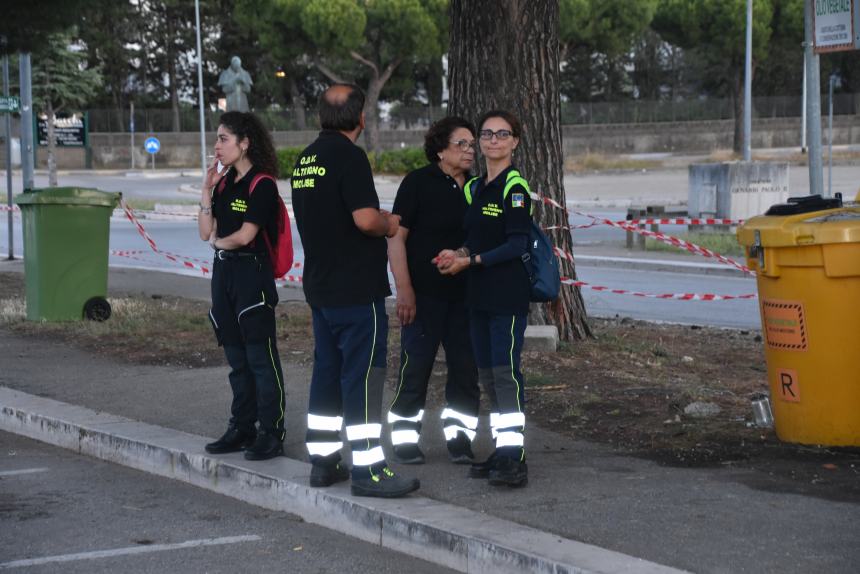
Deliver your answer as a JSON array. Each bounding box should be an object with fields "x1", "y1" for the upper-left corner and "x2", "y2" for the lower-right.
[
  {"x1": 345, "y1": 423, "x2": 382, "y2": 441},
  {"x1": 307, "y1": 414, "x2": 344, "y2": 432},
  {"x1": 387, "y1": 409, "x2": 425, "y2": 424},
  {"x1": 391, "y1": 429, "x2": 420, "y2": 445},
  {"x1": 495, "y1": 431, "x2": 524, "y2": 448},
  {"x1": 352, "y1": 446, "x2": 385, "y2": 466},
  {"x1": 440, "y1": 408, "x2": 478, "y2": 430},
  {"x1": 306, "y1": 441, "x2": 343, "y2": 457}
]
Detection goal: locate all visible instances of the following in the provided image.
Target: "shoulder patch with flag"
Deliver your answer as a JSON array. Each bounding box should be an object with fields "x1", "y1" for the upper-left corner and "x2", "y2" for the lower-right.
[{"x1": 511, "y1": 192, "x2": 524, "y2": 208}]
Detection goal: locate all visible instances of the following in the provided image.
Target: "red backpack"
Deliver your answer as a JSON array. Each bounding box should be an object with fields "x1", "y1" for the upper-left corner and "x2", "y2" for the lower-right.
[{"x1": 217, "y1": 172, "x2": 294, "y2": 279}]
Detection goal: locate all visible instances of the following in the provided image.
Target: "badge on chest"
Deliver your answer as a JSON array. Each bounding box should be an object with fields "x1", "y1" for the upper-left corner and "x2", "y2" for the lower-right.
[{"x1": 481, "y1": 202, "x2": 502, "y2": 217}]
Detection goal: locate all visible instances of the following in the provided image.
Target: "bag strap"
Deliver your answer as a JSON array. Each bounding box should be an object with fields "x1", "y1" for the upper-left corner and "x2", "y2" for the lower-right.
[
  {"x1": 502, "y1": 170, "x2": 534, "y2": 216},
  {"x1": 249, "y1": 173, "x2": 276, "y2": 194}
]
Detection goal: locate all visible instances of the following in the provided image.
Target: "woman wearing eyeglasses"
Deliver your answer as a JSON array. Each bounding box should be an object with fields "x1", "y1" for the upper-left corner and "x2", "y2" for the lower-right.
[
  {"x1": 435, "y1": 110, "x2": 531, "y2": 487},
  {"x1": 386, "y1": 116, "x2": 481, "y2": 466}
]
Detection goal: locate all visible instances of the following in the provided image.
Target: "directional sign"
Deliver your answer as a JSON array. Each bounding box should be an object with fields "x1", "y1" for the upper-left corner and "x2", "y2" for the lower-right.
[
  {"x1": 144, "y1": 136, "x2": 161, "y2": 154},
  {"x1": 0, "y1": 96, "x2": 20, "y2": 113},
  {"x1": 813, "y1": 0, "x2": 859, "y2": 53}
]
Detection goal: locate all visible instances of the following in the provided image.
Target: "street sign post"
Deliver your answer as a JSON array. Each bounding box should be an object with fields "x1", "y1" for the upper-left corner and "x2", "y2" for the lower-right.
[{"x1": 144, "y1": 136, "x2": 160, "y2": 170}]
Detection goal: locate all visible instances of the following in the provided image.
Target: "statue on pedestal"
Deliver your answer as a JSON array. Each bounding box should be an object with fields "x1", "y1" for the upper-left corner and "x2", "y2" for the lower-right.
[{"x1": 218, "y1": 56, "x2": 253, "y2": 112}]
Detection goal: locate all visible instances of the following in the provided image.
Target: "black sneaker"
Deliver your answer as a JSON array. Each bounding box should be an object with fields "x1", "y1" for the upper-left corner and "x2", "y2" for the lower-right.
[
  {"x1": 205, "y1": 424, "x2": 256, "y2": 454},
  {"x1": 392, "y1": 444, "x2": 425, "y2": 465},
  {"x1": 468, "y1": 452, "x2": 499, "y2": 479},
  {"x1": 446, "y1": 434, "x2": 475, "y2": 464},
  {"x1": 488, "y1": 456, "x2": 528, "y2": 487},
  {"x1": 243, "y1": 430, "x2": 284, "y2": 461},
  {"x1": 310, "y1": 461, "x2": 350, "y2": 487},
  {"x1": 350, "y1": 467, "x2": 420, "y2": 498}
]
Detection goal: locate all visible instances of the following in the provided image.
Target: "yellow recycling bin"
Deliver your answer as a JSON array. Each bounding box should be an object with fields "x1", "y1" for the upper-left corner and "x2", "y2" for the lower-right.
[{"x1": 738, "y1": 195, "x2": 860, "y2": 446}]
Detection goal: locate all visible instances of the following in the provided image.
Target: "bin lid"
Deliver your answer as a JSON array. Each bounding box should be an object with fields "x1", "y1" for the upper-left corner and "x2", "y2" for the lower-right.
[
  {"x1": 14, "y1": 187, "x2": 121, "y2": 208},
  {"x1": 764, "y1": 194, "x2": 842, "y2": 216},
  {"x1": 738, "y1": 204, "x2": 860, "y2": 248}
]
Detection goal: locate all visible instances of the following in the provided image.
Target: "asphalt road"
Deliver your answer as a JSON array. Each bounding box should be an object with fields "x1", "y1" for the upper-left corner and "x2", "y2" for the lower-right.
[{"x1": 0, "y1": 431, "x2": 454, "y2": 573}]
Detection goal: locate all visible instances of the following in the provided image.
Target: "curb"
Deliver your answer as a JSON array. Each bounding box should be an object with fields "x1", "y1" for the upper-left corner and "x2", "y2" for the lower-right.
[
  {"x1": 0, "y1": 387, "x2": 685, "y2": 574},
  {"x1": 574, "y1": 254, "x2": 750, "y2": 277}
]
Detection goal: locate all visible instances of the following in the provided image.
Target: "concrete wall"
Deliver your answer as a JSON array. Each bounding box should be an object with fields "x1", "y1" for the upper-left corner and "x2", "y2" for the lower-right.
[{"x1": 3, "y1": 116, "x2": 859, "y2": 170}]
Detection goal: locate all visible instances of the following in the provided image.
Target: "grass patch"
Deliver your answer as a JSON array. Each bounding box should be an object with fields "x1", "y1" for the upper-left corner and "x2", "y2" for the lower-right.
[
  {"x1": 123, "y1": 199, "x2": 197, "y2": 211},
  {"x1": 645, "y1": 232, "x2": 744, "y2": 257},
  {"x1": 565, "y1": 153, "x2": 664, "y2": 174}
]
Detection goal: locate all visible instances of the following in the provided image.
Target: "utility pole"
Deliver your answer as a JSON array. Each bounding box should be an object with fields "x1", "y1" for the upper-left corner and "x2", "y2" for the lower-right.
[
  {"x1": 194, "y1": 0, "x2": 207, "y2": 178},
  {"x1": 3, "y1": 49, "x2": 13, "y2": 260},
  {"x1": 803, "y1": 0, "x2": 823, "y2": 196},
  {"x1": 19, "y1": 53, "x2": 34, "y2": 191},
  {"x1": 801, "y1": 51, "x2": 807, "y2": 153},
  {"x1": 743, "y1": 0, "x2": 753, "y2": 162}
]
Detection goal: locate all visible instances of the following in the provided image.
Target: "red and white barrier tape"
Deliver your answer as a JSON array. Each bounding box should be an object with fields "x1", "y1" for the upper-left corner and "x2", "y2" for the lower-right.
[
  {"x1": 563, "y1": 277, "x2": 757, "y2": 301},
  {"x1": 1, "y1": 205, "x2": 20, "y2": 212}
]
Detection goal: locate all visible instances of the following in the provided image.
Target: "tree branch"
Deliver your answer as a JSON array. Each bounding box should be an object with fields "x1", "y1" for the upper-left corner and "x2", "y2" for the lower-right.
[
  {"x1": 378, "y1": 57, "x2": 402, "y2": 87},
  {"x1": 349, "y1": 50, "x2": 379, "y2": 77},
  {"x1": 314, "y1": 58, "x2": 346, "y2": 84}
]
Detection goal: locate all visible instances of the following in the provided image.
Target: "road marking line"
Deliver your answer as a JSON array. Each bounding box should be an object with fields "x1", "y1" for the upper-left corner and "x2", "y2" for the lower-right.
[
  {"x1": 0, "y1": 535, "x2": 262, "y2": 569},
  {"x1": 0, "y1": 468, "x2": 48, "y2": 477}
]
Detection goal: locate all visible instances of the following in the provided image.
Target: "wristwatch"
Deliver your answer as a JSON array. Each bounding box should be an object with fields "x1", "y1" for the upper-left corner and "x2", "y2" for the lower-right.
[{"x1": 469, "y1": 253, "x2": 478, "y2": 267}]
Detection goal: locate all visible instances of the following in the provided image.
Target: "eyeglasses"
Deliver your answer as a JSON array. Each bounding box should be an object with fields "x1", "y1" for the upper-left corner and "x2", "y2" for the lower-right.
[
  {"x1": 449, "y1": 139, "x2": 477, "y2": 151},
  {"x1": 479, "y1": 129, "x2": 513, "y2": 141}
]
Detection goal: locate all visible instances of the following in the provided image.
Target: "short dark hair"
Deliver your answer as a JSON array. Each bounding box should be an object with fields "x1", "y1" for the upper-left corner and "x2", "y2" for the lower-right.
[
  {"x1": 477, "y1": 109, "x2": 522, "y2": 138},
  {"x1": 423, "y1": 116, "x2": 476, "y2": 163},
  {"x1": 319, "y1": 83, "x2": 366, "y2": 131}
]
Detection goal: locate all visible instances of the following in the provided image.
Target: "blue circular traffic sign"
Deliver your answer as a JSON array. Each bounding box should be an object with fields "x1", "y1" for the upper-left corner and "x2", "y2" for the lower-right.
[{"x1": 144, "y1": 136, "x2": 161, "y2": 154}]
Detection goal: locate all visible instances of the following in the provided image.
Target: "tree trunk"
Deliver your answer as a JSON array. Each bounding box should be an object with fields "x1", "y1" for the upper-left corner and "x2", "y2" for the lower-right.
[
  {"x1": 287, "y1": 75, "x2": 307, "y2": 130},
  {"x1": 732, "y1": 64, "x2": 743, "y2": 154},
  {"x1": 166, "y1": 16, "x2": 181, "y2": 132},
  {"x1": 449, "y1": 0, "x2": 591, "y2": 341},
  {"x1": 364, "y1": 76, "x2": 383, "y2": 153},
  {"x1": 46, "y1": 101, "x2": 58, "y2": 187}
]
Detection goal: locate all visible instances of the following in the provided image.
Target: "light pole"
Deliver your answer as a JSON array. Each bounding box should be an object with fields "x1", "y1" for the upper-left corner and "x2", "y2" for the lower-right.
[
  {"x1": 803, "y1": 0, "x2": 823, "y2": 196},
  {"x1": 194, "y1": 0, "x2": 206, "y2": 177},
  {"x1": 743, "y1": 0, "x2": 753, "y2": 162}
]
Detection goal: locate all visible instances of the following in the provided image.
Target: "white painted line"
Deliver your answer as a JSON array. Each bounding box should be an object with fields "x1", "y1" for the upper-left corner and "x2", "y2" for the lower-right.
[
  {"x1": 0, "y1": 535, "x2": 261, "y2": 570},
  {"x1": 0, "y1": 468, "x2": 48, "y2": 477}
]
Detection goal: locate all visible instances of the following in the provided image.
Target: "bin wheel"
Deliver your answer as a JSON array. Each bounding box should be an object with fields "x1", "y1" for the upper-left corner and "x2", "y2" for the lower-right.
[{"x1": 83, "y1": 297, "x2": 111, "y2": 322}]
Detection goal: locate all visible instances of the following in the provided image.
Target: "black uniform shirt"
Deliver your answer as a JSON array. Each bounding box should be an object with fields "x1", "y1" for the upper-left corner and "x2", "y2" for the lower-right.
[
  {"x1": 464, "y1": 165, "x2": 532, "y2": 316},
  {"x1": 212, "y1": 166, "x2": 279, "y2": 253},
  {"x1": 291, "y1": 130, "x2": 390, "y2": 307},
  {"x1": 393, "y1": 163, "x2": 468, "y2": 301}
]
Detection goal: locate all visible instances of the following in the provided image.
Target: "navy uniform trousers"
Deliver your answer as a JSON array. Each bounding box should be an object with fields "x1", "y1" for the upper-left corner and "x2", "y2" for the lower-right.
[
  {"x1": 469, "y1": 309, "x2": 527, "y2": 460},
  {"x1": 209, "y1": 253, "x2": 286, "y2": 441},
  {"x1": 305, "y1": 298, "x2": 389, "y2": 480},
  {"x1": 388, "y1": 294, "x2": 480, "y2": 447}
]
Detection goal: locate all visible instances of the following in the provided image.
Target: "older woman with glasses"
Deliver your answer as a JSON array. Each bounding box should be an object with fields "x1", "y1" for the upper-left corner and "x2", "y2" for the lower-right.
[
  {"x1": 435, "y1": 110, "x2": 532, "y2": 487},
  {"x1": 386, "y1": 116, "x2": 481, "y2": 466}
]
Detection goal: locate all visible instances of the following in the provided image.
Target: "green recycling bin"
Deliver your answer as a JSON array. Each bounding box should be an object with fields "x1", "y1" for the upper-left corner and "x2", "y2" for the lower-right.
[{"x1": 15, "y1": 187, "x2": 121, "y2": 321}]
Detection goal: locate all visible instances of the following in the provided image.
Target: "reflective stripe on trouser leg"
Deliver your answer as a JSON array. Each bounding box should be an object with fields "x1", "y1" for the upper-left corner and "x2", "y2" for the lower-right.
[
  {"x1": 489, "y1": 314, "x2": 527, "y2": 458},
  {"x1": 441, "y1": 408, "x2": 478, "y2": 442},
  {"x1": 347, "y1": 423, "x2": 385, "y2": 466},
  {"x1": 306, "y1": 413, "x2": 344, "y2": 457},
  {"x1": 388, "y1": 409, "x2": 424, "y2": 446}
]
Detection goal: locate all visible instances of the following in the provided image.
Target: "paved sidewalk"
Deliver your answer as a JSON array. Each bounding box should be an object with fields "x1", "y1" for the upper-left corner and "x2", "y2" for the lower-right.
[{"x1": 0, "y1": 263, "x2": 858, "y2": 573}]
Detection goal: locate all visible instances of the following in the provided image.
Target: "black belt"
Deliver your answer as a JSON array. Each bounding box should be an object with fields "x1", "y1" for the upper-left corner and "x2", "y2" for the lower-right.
[{"x1": 215, "y1": 249, "x2": 263, "y2": 261}]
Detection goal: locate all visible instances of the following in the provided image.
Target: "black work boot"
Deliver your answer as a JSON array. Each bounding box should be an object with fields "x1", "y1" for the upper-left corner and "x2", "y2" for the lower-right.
[
  {"x1": 351, "y1": 467, "x2": 420, "y2": 498},
  {"x1": 488, "y1": 456, "x2": 528, "y2": 487},
  {"x1": 446, "y1": 433, "x2": 475, "y2": 464},
  {"x1": 310, "y1": 461, "x2": 351, "y2": 487},
  {"x1": 468, "y1": 451, "x2": 499, "y2": 479},
  {"x1": 392, "y1": 444, "x2": 425, "y2": 465},
  {"x1": 243, "y1": 430, "x2": 284, "y2": 461},
  {"x1": 205, "y1": 424, "x2": 256, "y2": 454}
]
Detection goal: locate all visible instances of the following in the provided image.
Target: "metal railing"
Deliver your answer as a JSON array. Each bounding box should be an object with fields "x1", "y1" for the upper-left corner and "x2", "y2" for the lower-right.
[{"x1": 86, "y1": 94, "x2": 858, "y2": 133}]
